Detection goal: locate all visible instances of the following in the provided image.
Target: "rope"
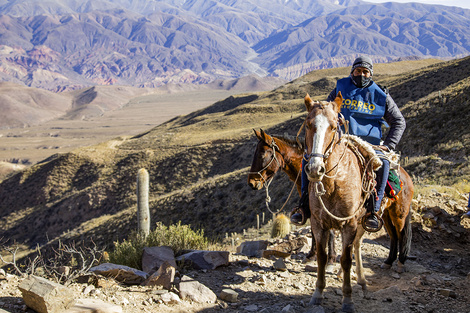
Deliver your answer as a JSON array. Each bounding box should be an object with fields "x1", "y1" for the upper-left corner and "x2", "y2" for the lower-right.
[
  {"x1": 313, "y1": 181, "x2": 361, "y2": 221},
  {"x1": 265, "y1": 168, "x2": 301, "y2": 215}
]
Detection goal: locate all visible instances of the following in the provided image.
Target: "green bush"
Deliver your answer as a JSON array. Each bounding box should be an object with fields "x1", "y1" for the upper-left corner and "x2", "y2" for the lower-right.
[{"x1": 108, "y1": 221, "x2": 209, "y2": 269}]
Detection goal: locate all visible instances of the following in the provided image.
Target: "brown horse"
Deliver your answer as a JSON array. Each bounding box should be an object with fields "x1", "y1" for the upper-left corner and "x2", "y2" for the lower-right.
[
  {"x1": 303, "y1": 92, "x2": 413, "y2": 312},
  {"x1": 247, "y1": 129, "x2": 337, "y2": 265}
]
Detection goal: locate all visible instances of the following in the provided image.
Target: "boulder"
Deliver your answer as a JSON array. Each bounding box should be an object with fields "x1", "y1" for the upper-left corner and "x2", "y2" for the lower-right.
[
  {"x1": 236, "y1": 240, "x2": 270, "y2": 257},
  {"x1": 177, "y1": 250, "x2": 229, "y2": 270},
  {"x1": 178, "y1": 275, "x2": 216, "y2": 303},
  {"x1": 142, "y1": 261, "x2": 175, "y2": 289},
  {"x1": 142, "y1": 246, "x2": 177, "y2": 274},
  {"x1": 89, "y1": 263, "x2": 148, "y2": 285},
  {"x1": 18, "y1": 275, "x2": 75, "y2": 313}
]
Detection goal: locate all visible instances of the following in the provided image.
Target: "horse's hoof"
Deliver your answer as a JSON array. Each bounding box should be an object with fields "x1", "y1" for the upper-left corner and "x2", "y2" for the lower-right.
[
  {"x1": 309, "y1": 297, "x2": 323, "y2": 306},
  {"x1": 396, "y1": 261, "x2": 406, "y2": 273},
  {"x1": 380, "y1": 262, "x2": 392, "y2": 270},
  {"x1": 342, "y1": 302, "x2": 355, "y2": 312}
]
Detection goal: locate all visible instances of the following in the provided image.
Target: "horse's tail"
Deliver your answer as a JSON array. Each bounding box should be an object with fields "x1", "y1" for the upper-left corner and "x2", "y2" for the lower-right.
[{"x1": 398, "y1": 206, "x2": 412, "y2": 264}]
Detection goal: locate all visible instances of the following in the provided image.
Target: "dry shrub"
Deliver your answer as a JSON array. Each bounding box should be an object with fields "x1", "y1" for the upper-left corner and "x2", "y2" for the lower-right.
[{"x1": 109, "y1": 221, "x2": 209, "y2": 270}]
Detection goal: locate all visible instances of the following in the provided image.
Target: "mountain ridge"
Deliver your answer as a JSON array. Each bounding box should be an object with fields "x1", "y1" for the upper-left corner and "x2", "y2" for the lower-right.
[{"x1": 0, "y1": 0, "x2": 469, "y2": 91}]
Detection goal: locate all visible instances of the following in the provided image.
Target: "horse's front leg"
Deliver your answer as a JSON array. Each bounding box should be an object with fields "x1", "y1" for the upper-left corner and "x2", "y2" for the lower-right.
[
  {"x1": 340, "y1": 224, "x2": 358, "y2": 313},
  {"x1": 353, "y1": 226, "x2": 368, "y2": 295},
  {"x1": 309, "y1": 226, "x2": 329, "y2": 306}
]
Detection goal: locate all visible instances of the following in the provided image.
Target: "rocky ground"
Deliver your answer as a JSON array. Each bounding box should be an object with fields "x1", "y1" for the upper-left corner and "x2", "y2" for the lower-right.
[{"x1": 1, "y1": 191, "x2": 469, "y2": 313}]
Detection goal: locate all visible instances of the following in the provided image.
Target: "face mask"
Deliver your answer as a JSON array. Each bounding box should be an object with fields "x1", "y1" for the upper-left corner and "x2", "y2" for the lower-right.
[{"x1": 351, "y1": 75, "x2": 371, "y2": 88}]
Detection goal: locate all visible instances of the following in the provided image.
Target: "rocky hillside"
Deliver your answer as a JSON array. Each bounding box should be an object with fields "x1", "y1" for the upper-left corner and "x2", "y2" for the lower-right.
[
  {"x1": 0, "y1": 0, "x2": 469, "y2": 90},
  {"x1": 0, "y1": 56, "x2": 469, "y2": 261}
]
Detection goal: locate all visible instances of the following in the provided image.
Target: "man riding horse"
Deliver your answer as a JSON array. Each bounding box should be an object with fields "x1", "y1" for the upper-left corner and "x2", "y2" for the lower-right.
[{"x1": 291, "y1": 56, "x2": 406, "y2": 231}]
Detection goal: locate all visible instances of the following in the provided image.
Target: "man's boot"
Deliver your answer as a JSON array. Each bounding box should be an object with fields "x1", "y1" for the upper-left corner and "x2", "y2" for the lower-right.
[
  {"x1": 290, "y1": 192, "x2": 310, "y2": 226},
  {"x1": 363, "y1": 193, "x2": 381, "y2": 232}
]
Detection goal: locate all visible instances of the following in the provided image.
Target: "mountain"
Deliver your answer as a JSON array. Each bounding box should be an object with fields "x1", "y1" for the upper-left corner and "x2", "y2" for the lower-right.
[
  {"x1": 0, "y1": 0, "x2": 469, "y2": 90},
  {"x1": 0, "y1": 56, "x2": 468, "y2": 253}
]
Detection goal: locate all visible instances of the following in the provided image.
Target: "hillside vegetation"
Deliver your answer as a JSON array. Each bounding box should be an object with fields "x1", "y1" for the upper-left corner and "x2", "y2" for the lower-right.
[{"x1": 0, "y1": 57, "x2": 469, "y2": 257}]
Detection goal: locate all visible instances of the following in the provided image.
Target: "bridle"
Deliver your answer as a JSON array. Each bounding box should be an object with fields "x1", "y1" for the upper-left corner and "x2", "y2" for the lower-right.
[
  {"x1": 248, "y1": 139, "x2": 282, "y2": 186},
  {"x1": 248, "y1": 138, "x2": 299, "y2": 215},
  {"x1": 303, "y1": 110, "x2": 363, "y2": 221}
]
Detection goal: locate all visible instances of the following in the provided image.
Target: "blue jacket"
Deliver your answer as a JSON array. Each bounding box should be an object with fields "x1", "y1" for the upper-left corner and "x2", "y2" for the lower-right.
[
  {"x1": 327, "y1": 77, "x2": 406, "y2": 149},
  {"x1": 335, "y1": 77, "x2": 386, "y2": 145}
]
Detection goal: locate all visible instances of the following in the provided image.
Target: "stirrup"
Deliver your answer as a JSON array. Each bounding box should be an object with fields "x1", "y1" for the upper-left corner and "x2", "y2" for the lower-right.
[
  {"x1": 290, "y1": 207, "x2": 307, "y2": 226},
  {"x1": 361, "y1": 212, "x2": 384, "y2": 232}
]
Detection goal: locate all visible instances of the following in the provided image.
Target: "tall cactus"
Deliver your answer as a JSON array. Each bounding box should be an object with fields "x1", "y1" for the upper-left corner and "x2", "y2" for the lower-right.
[{"x1": 137, "y1": 168, "x2": 150, "y2": 237}]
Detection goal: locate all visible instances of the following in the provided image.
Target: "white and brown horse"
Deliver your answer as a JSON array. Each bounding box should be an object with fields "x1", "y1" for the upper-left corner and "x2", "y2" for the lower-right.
[{"x1": 303, "y1": 92, "x2": 413, "y2": 312}]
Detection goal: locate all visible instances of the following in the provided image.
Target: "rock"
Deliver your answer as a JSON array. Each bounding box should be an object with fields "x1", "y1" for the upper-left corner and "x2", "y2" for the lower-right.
[
  {"x1": 262, "y1": 250, "x2": 291, "y2": 259},
  {"x1": 244, "y1": 304, "x2": 258, "y2": 312},
  {"x1": 65, "y1": 299, "x2": 122, "y2": 313},
  {"x1": 142, "y1": 261, "x2": 175, "y2": 289},
  {"x1": 176, "y1": 250, "x2": 229, "y2": 270},
  {"x1": 18, "y1": 275, "x2": 75, "y2": 313},
  {"x1": 372, "y1": 285, "x2": 403, "y2": 299},
  {"x1": 142, "y1": 246, "x2": 177, "y2": 274},
  {"x1": 95, "y1": 277, "x2": 119, "y2": 289},
  {"x1": 282, "y1": 304, "x2": 295, "y2": 313},
  {"x1": 254, "y1": 274, "x2": 267, "y2": 285},
  {"x1": 160, "y1": 292, "x2": 181, "y2": 304},
  {"x1": 178, "y1": 275, "x2": 217, "y2": 303},
  {"x1": 269, "y1": 237, "x2": 309, "y2": 254},
  {"x1": 273, "y1": 258, "x2": 288, "y2": 271},
  {"x1": 57, "y1": 266, "x2": 71, "y2": 277},
  {"x1": 306, "y1": 305, "x2": 326, "y2": 313},
  {"x1": 219, "y1": 289, "x2": 238, "y2": 303},
  {"x1": 89, "y1": 263, "x2": 148, "y2": 285},
  {"x1": 0, "y1": 269, "x2": 5, "y2": 280},
  {"x1": 82, "y1": 285, "x2": 95, "y2": 295},
  {"x1": 237, "y1": 240, "x2": 270, "y2": 257},
  {"x1": 438, "y1": 288, "x2": 457, "y2": 298},
  {"x1": 391, "y1": 272, "x2": 400, "y2": 279},
  {"x1": 305, "y1": 264, "x2": 317, "y2": 272}
]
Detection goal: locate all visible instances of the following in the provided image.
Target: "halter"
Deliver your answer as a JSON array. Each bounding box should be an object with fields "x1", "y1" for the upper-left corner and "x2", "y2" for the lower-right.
[
  {"x1": 248, "y1": 140, "x2": 282, "y2": 185},
  {"x1": 304, "y1": 126, "x2": 339, "y2": 162},
  {"x1": 248, "y1": 138, "x2": 299, "y2": 215}
]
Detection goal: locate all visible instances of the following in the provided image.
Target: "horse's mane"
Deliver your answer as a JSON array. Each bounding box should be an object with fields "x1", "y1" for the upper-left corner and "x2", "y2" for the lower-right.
[{"x1": 271, "y1": 133, "x2": 305, "y2": 152}]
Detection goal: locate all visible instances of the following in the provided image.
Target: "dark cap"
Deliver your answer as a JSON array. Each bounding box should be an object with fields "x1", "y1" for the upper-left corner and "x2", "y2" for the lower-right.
[{"x1": 351, "y1": 56, "x2": 373, "y2": 76}]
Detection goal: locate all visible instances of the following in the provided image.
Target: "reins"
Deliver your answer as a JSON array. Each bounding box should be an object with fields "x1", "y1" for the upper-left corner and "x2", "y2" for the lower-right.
[{"x1": 264, "y1": 168, "x2": 301, "y2": 215}]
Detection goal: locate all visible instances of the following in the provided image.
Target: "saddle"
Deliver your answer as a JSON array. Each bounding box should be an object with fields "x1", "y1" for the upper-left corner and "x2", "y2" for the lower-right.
[{"x1": 343, "y1": 135, "x2": 403, "y2": 200}]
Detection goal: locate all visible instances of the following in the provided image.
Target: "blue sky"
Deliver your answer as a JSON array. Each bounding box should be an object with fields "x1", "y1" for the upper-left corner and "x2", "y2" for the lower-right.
[{"x1": 365, "y1": 0, "x2": 470, "y2": 9}]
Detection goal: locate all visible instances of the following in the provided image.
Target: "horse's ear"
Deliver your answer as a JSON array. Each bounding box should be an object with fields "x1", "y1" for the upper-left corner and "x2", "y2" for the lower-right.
[
  {"x1": 305, "y1": 94, "x2": 314, "y2": 111},
  {"x1": 253, "y1": 129, "x2": 263, "y2": 140},
  {"x1": 333, "y1": 91, "x2": 343, "y2": 113},
  {"x1": 260, "y1": 129, "x2": 273, "y2": 146}
]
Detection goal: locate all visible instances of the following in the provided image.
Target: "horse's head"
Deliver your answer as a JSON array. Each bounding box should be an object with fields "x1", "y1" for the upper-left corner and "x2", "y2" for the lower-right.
[
  {"x1": 304, "y1": 92, "x2": 343, "y2": 182},
  {"x1": 247, "y1": 129, "x2": 283, "y2": 190}
]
